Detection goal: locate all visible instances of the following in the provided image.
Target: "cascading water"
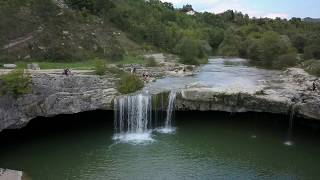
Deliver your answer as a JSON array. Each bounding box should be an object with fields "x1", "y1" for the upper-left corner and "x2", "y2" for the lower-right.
[
  {"x1": 113, "y1": 93, "x2": 153, "y2": 143},
  {"x1": 113, "y1": 91, "x2": 178, "y2": 143},
  {"x1": 165, "y1": 91, "x2": 177, "y2": 127},
  {"x1": 284, "y1": 104, "x2": 296, "y2": 146},
  {"x1": 157, "y1": 91, "x2": 177, "y2": 134}
]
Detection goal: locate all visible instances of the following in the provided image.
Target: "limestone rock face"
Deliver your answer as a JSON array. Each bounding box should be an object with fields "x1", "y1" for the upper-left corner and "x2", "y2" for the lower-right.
[
  {"x1": 0, "y1": 72, "x2": 118, "y2": 131},
  {"x1": 175, "y1": 68, "x2": 320, "y2": 120},
  {"x1": 176, "y1": 88, "x2": 290, "y2": 114}
]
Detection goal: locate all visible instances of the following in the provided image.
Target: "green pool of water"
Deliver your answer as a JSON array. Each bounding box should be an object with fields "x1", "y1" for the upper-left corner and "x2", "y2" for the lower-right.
[{"x1": 0, "y1": 111, "x2": 320, "y2": 180}]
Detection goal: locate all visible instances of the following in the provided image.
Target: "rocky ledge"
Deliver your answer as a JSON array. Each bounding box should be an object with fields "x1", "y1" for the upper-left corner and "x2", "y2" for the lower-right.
[
  {"x1": 0, "y1": 68, "x2": 319, "y2": 132},
  {"x1": 176, "y1": 68, "x2": 320, "y2": 120}
]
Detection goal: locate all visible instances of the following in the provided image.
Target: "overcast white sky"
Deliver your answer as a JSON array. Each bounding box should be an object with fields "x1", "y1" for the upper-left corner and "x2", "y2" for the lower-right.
[{"x1": 163, "y1": 0, "x2": 320, "y2": 19}]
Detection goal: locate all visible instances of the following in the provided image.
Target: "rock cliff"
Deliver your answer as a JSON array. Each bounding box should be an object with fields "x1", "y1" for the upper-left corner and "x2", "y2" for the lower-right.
[
  {"x1": 0, "y1": 68, "x2": 319, "y2": 132},
  {"x1": 0, "y1": 71, "x2": 118, "y2": 131}
]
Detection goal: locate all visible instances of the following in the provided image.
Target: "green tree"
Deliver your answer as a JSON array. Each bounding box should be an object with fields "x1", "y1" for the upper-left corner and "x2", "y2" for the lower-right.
[
  {"x1": 292, "y1": 34, "x2": 307, "y2": 53},
  {"x1": 175, "y1": 38, "x2": 202, "y2": 64},
  {"x1": 304, "y1": 45, "x2": 320, "y2": 60}
]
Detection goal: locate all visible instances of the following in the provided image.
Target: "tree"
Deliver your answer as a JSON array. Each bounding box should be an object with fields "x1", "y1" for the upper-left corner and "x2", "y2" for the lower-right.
[
  {"x1": 175, "y1": 38, "x2": 202, "y2": 64},
  {"x1": 292, "y1": 34, "x2": 307, "y2": 53},
  {"x1": 304, "y1": 45, "x2": 320, "y2": 60},
  {"x1": 207, "y1": 28, "x2": 224, "y2": 51}
]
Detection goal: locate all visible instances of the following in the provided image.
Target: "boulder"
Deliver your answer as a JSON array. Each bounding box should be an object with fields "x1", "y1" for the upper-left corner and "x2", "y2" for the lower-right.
[{"x1": 3, "y1": 64, "x2": 17, "y2": 69}]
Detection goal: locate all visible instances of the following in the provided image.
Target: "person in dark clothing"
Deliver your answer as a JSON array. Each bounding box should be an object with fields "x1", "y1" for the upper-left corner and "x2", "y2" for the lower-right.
[
  {"x1": 63, "y1": 68, "x2": 71, "y2": 76},
  {"x1": 312, "y1": 81, "x2": 317, "y2": 91}
]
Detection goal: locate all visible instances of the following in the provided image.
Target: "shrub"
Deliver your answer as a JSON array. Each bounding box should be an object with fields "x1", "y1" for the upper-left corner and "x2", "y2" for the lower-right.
[
  {"x1": 0, "y1": 69, "x2": 31, "y2": 97},
  {"x1": 175, "y1": 38, "x2": 204, "y2": 65},
  {"x1": 274, "y1": 53, "x2": 298, "y2": 69},
  {"x1": 304, "y1": 45, "x2": 320, "y2": 60},
  {"x1": 117, "y1": 74, "x2": 144, "y2": 94},
  {"x1": 94, "y1": 59, "x2": 107, "y2": 75},
  {"x1": 301, "y1": 60, "x2": 320, "y2": 77}
]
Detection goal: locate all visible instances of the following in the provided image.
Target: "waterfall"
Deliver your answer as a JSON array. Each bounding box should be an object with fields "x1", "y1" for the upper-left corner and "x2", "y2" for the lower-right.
[
  {"x1": 113, "y1": 91, "x2": 178, "y2": 143},
  {"x1": 165, "y1": 91, "x2": 177, "y2": 128},
  {"x1": 157, "y1": 91, "x2": 177, "y2": 134},
  {"x1": 284, "y1": 104, "x2": 296, "y2": 146},
  {"x1": 113, "y1": 93, "x2": 153, "y2": 143}
]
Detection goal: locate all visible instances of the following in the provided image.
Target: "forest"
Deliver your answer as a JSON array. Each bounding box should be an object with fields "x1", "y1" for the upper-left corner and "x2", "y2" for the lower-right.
[{"x1": 1, "y1": 0, "x2": 320, "y2": 74}]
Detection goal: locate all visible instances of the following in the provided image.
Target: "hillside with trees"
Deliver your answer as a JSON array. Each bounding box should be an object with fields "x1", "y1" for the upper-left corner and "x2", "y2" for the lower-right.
[{"x1": 1, "y1": 0, "x2": 320, "y2": 73}]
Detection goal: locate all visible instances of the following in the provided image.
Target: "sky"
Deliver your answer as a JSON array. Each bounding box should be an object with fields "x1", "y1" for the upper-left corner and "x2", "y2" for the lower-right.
[{"x1": 163, "y1": 0, "x2": 320, "y2": 19}]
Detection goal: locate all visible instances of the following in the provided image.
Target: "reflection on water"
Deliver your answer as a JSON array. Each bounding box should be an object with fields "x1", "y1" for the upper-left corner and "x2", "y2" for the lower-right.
[{"x1": 0, "y1": 111, "x2": 320, "y2": 180}]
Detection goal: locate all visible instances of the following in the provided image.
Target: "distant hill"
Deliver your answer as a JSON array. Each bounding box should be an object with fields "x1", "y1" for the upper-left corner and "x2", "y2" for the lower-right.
[{"x1": 304, "y1": 17, "x2": 320, "y2": 23}]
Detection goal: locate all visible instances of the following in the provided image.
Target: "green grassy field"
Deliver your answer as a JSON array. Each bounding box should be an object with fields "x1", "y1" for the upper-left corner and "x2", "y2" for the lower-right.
[{"x1": 0, "y1": 55, "x2": 147, "y2": 70}]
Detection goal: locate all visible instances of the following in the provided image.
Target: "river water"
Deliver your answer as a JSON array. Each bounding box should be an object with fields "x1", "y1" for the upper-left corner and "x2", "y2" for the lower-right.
[
  {"x1": 0, "y1": 58, "x2": 319, "y2": 180},
  {"x1": 145, "y1": 58, "x2": 281, "y2": 93}
]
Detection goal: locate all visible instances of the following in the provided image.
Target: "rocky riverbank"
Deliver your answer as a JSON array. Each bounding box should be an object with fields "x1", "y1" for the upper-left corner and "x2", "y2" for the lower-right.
[{"x1": 0, "y1": 67, "x2": 319, "y2": 132}]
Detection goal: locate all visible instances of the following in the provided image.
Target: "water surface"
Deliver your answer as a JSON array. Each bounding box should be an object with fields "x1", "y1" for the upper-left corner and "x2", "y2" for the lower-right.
[
  {"x1": 0, "y1": 112, "x2": 319, "y2": 180},
  {"x1": 145, "y1": 58, "x2": 281, "y2": 93}
]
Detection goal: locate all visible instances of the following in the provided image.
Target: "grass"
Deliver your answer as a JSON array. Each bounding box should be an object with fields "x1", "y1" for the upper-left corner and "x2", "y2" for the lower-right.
[
  {"x1": 0, "y1": 55, "x2": 147, "y2": 70},
  {"x1": 0, "y1": 61, "x2": 96, "y2": 70}
]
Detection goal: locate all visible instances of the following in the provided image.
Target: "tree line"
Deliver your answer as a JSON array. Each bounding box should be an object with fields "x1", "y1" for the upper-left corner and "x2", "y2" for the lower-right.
[{"x1": 1, "y1": 0, "x2": 320, "y2": 70}]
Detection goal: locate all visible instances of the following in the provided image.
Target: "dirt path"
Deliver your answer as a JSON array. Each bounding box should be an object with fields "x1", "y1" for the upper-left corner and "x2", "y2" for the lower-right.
[{"x1": 2, "y1": 33, "x2": 34, "y2": 50}]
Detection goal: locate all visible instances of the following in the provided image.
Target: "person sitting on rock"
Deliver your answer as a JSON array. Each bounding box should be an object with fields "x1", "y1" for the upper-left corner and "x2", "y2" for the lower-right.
[
  {"x1": 63, "y1": 68, "x2": 72, "y2": 76},
  {"x1": 131, "y1": 66, "x2": 136, "y2": 75}
]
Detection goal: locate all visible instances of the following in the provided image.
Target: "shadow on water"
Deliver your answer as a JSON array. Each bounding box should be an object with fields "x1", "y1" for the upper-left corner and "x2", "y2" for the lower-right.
[{"x1": 1, "y1": 111, "x2": 320, "y2": 180}]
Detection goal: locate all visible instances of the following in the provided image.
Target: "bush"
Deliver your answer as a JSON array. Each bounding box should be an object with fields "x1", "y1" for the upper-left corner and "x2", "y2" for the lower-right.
[
  {"x1": 301, "y1": 60, "x2": 320, "y2": 77},
  {"x1": 304, "y1": 45, "x2": 320, "y2": 60},
  {"x1": 117, "y1": 74, "x2": 144, "y2": 94},
  {"x1": 94, "y1": 59, "x2": 107, "y2": 75},
  {"x1": 0, "y1": 69, "x2": 31, "y2": 97},
  {"x1": 175, "y1": 38, "x2": 206, "y2": 65},
  {"x1": 274, "y1": 53, "x2": 298, "y2": 69}
]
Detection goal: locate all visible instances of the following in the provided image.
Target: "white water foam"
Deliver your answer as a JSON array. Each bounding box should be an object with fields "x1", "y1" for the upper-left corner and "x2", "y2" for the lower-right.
[
  {"x1": 113, "y1": 132, "x2": 155, "y2": 145},
  {"x1": 156, "y1": 127, "x2": 176, "y2": 134}
]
